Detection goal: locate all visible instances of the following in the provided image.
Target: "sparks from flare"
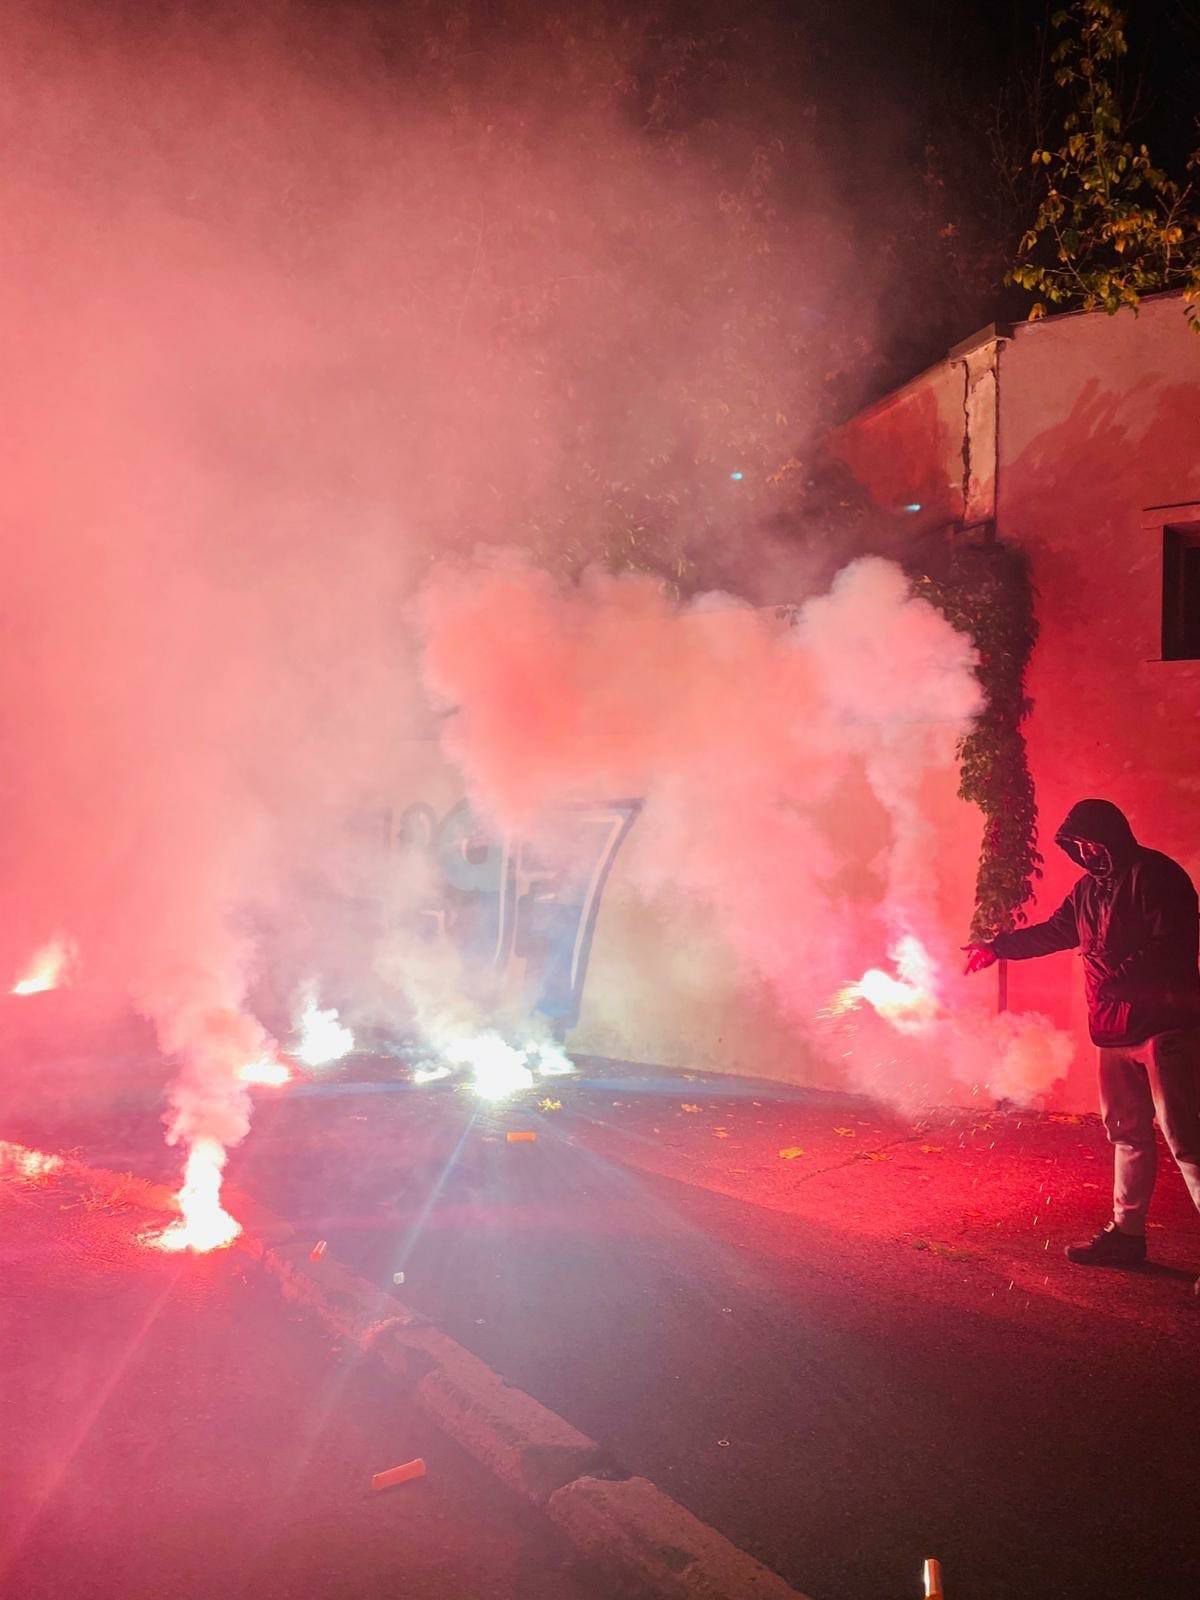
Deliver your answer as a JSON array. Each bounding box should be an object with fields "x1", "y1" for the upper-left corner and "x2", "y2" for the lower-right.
[
  {"x1": 831, "y1": 934, "x2": 941, "y2": 1032},
  {"x1": 11, "y1": 936, "x2": 75, "y2": 996},
  {"x1": 151, "y1": 1137, "x2": 241, "y2": 1253}
]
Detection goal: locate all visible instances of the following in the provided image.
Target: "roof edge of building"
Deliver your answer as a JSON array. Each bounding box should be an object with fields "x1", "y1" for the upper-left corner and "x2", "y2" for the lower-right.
[{"x1": 845, "y1": 287, "x2": 1190, "y2": 430}]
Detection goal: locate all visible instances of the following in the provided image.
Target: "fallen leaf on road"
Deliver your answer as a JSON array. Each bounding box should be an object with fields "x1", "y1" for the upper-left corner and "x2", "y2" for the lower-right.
[
  {"x1": 680, "y1": 1103, "x2": 701, "y2": 1113},
  {"x1": 912, "y1": 1239, "x2": 978, "y2": 1262},
  {"x1": 919, "y1": 1144, "x2": 944, "y2": 1154},
  {"x1": 713, "y1": 1128, "x2": 729, "y2": 1138},
  {"x1": 778, "y1": 1146, "x2": 806, "y2": 1160},
  {"x1": 538, "y1": 1098, "x2": 562, "y2": 1112},
  {"x1": 833, "y1": 1127, "x2": 855, "y2": 1137},
  {"x1": 856, "y1": 1150, "x2": 890, "y2": 1162}
]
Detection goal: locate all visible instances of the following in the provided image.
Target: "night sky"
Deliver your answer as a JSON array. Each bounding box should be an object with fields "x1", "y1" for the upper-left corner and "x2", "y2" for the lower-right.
[{"x1": 296, "y1": 0, "x2": 1200, "y2": 400}]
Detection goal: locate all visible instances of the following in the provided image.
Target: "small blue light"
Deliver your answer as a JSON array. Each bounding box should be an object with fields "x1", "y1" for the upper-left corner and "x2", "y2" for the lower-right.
[
  {"x1": 730, "y1": 470, "x2": 744, "y2": 481},
  {"x1": 903, "y1": 502, "x2": 922, "y2": 513}
]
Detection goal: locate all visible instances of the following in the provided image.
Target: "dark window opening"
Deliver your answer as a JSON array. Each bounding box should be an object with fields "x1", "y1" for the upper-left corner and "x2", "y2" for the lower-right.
[{"x1": 1162, "y1": 525, "x2": 1200, "y2": 661}]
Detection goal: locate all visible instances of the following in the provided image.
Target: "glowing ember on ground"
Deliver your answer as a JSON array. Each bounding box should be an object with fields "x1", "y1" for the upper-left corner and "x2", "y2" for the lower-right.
[
  {"x1": 0, "y1": 1141, "x2": 65, "y2": 1180},
  {"x1": 10, "y1": 936, "x2": 75, "y2": 996},
  {"x1": 293, "y1": 989, "x2": 354, "y2": 1068},
  {"x1": 237, "y1": 1056, "x2": 292, "y2": 1086},
  {"x1": 831, "y1": 935, "x2": 940, "y2": 1032},
  {"x1": 152, "y1": 1137, "x2": 242, "y2": 1253}
]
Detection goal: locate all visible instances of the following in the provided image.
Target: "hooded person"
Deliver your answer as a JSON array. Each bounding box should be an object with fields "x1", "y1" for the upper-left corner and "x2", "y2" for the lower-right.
[{"x1": 965, "y1": 800, "x2": 1200, "y2": 1280}]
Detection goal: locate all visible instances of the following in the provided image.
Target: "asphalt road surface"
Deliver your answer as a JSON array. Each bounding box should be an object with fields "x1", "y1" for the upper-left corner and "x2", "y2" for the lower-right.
[
  {"x1": 0, "y1": 1159, "x2": 602, "y2": 1600},
  {"x1": 9, "y1": 1046, "x2": 1200, "y2": 1600}
]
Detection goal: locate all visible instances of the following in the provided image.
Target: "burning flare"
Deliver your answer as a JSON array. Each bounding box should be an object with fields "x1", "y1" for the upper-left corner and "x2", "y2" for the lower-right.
[
  {"x1": 237, "y1": 1055, "x2": 292, "y2": 1086},
  {"x1": 152, "y1": 1137, "x2": 242, "y2": 1253},
  {"x1": 447, "y1": 1033, "x2": 535, "y2": 1101},
  {"x1": 831, "y1": 935, "x2": 940, "y2": 1033},
  {"x1": 11, "y1": 936, "x2": 75, "y2": 996},
  {"x1": 0, "y1": 1141, "x2": 65, "y2": 1180},
  {"x1": 293, "y1": 988, "x2": 354, "y2": 1068},
  {"x1": 419, "y1": 1032, "x2": 575, "y2": 1100}
]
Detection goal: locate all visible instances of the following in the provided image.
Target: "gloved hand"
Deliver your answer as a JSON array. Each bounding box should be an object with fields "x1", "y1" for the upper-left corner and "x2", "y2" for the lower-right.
[{"x1": 962, "y1": 943, "x2": 998, "y2": 976}]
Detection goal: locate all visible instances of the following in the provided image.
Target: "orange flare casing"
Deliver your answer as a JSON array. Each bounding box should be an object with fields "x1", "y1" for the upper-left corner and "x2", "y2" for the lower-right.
[
  {"x1": 371, "y1": 1458, "x2": 426, "y2": 1491},
  {"x1": 506, "y1": 1131, "x2": 537, "y2": 1143}
]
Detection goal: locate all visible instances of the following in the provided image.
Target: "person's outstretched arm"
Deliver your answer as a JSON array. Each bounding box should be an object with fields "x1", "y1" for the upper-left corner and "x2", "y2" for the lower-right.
[{"x1": 963, "y1": 893, "x2": 1079, "y2": 974}]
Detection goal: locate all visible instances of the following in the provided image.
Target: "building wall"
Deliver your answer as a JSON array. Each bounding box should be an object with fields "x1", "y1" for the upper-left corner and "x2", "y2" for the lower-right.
[
  {"x1": 833, "y1": 295, "x2": 1200, "y2": 1108},
  {"x1": 829, "y1": 354, "x2": 968, "y2": 534},
  {"x1": 997, "y1": 296, "x2": 1200, "y2": 1103},
  {"x1": 371, "y1": 306, "x2": 1200, "y2": 1101}
]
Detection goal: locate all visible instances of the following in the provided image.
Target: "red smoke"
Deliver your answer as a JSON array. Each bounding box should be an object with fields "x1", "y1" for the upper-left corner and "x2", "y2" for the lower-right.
[{"x1": 0, "y1": 2, "x2": 1069, "y2": 1178}]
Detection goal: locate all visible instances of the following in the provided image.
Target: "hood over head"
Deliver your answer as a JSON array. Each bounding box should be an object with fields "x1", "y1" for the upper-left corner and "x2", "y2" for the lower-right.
[{"x1": 1055, "y1": 799, "x2": 1138, "y2": 876}]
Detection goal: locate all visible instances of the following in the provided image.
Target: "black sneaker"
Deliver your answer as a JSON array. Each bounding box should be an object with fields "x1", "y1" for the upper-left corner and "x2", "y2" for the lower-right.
[{"x1": 1065, "y1": 1222, "x2": 1147, "y2": 1267}]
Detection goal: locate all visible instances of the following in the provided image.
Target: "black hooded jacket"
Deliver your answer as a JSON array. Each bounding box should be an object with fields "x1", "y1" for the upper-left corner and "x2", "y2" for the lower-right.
[{"x1": 991, "y1": 800, "x2": 1200, "y2": 1048}]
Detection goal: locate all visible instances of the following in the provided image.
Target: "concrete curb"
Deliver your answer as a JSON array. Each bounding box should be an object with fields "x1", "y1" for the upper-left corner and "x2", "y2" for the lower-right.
[
  {"x1": 548, "y1": 1474, "x2": 811, "y2": 1600},
  {"x1": 10, "y1": 1146, "x2": 812, "y2": 1600},
  {"x1": 251, "y1": 1213, "x2": 814, "y2": 1598}
]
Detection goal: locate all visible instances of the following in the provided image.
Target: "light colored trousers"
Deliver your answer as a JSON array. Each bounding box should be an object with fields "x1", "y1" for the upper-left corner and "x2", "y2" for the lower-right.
[{"x1": 1099, "y1": 1028, "x2": 1200, "y2": 1233}]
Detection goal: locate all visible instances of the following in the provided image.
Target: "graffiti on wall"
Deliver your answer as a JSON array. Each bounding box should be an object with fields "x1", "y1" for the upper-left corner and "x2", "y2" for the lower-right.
[{"x1": 395, "y1": 798, "x2": 641, "y2": 1033}]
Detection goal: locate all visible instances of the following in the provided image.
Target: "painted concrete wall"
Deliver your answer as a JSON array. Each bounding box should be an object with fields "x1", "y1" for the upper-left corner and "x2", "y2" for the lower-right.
[
  {"x1": 835, "y1": 293, "x2": 1200, "y2": 1107},
  {"x1": 997, "y1": 295, "x2": 1200, "y2": 1103},
  {"x1": 830, "y1": 353, "x2": 968, "y2": 533}
]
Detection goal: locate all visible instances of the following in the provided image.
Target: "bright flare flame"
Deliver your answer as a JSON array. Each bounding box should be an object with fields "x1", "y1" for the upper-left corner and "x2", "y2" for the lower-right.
[
  {"x1": 411, "y1": 1035, "x2": 573, "y2": 1097},
  {"x1": 11, "y1": 936, "x2": 75, "y2": 996},
  {"x1": 294, "y1": 990, "x2": 354, "y2": 1068},
  {"x1": 444, "y1": 1033, "x2": 535, "y2": 1101},
  {"x1": 237, "y1": 1056, "x2": 292, "y2": 1087},
  {"x1": 832, "y1": 935, "x2": 940, "y2": 1033},
  {"x1": 0, "y1": 1141, "x2": 64, "y2": 1179},
  {"x1": 153, "y1": 1138, "x2": 242, "y2": 1253}
]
